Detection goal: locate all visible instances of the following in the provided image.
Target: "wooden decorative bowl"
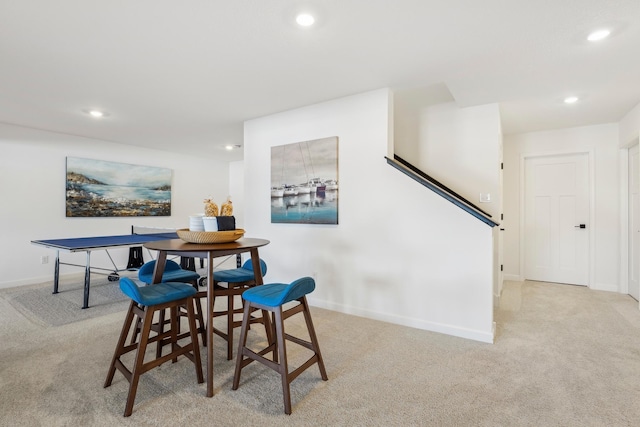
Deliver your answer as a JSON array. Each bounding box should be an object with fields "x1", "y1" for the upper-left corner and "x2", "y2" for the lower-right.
[{"x1": 176, "y1": 228, "x2": 245, "y2": 244}]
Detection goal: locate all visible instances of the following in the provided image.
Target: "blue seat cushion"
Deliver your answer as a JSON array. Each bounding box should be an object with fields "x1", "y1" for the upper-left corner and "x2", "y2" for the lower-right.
[
  {"x1": 120, "y1": 277, "x2": 197, "y2": 306},
  {"x1": 138, "y1": 259, "x2": 200, "y2": 284},
  {"x1": 242, "y1": 277, "x2": 315, "y2": 307},
  {"x1": 214, "y1": 269, "x2": 257, "y2": 283},
  {"x1": 214, "y1": 259, "x2": 267, "y2": 284}
]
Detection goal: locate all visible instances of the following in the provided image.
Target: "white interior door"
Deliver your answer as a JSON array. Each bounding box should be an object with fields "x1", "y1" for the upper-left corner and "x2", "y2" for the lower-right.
[
  {"x1": 525, "y1": 153, "x2": 589, "y2": 285},
  {"x1": 628, "y1": 145, "x2": 639, "y2": 300}
]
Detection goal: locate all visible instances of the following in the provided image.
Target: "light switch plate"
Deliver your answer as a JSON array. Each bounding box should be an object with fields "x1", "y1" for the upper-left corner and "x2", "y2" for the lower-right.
[{"x1": 479, "y1": 193, "x2": 491, "y2": 203}]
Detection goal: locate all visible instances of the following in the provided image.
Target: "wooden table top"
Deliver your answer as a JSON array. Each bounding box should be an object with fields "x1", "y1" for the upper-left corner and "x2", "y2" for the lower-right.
[{"x1": 143, "y1": 237, "x2": 270, "y2": 253}]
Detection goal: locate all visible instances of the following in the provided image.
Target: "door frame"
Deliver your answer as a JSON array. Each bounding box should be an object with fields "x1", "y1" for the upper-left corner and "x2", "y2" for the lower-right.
[
  {"x1": 519, "y1": 149, "x2": 595, "y2": 287},
  {"x1": 620, "y1": 146, "x2": 629, "y2": 295},
  {"x1": 620, "y1": 141, "x2": 640, "y2": 298}
]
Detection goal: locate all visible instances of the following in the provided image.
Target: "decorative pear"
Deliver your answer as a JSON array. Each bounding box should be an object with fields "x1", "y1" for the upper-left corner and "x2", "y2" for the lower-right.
[
  {"x1": 203, "y1": 197, "x2": 219, "y2": 217},
  {"x1": 220, "y1": 196, "x2": 233, "y2": 216}
]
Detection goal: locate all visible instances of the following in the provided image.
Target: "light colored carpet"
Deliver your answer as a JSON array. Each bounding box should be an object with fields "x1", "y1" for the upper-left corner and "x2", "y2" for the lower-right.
[
  {"x1": 1, "y1": 275, "x2": 132, "y2": 326},
  {"x1": 1, "y1": 280, "x2": 640, "y2": 426}
]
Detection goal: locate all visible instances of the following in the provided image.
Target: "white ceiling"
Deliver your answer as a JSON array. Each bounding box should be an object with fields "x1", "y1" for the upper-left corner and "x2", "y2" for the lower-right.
[{"x1": 1, "y1": 1, "x2": 639, "y2": 162}]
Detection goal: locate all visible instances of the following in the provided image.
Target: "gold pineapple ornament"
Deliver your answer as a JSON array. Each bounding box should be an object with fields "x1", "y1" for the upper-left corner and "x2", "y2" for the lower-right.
[
  {"x1": 220, "y1": 196, "x2": 233, "y2": 216},
  {"x1": 203, "y1": 197, "x2": 219, "y2": 217}
]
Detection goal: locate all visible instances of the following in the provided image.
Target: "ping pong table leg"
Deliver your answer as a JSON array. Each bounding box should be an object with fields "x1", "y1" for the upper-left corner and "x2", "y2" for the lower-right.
[
  {"x1": 53, "y1": 250, "x2": 60, "y2": 294},
  {"x1": 82, "y1": 251, "x2": 91, "y2": 309}
]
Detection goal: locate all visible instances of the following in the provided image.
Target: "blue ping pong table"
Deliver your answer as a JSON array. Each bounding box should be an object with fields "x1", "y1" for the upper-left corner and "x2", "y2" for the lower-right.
[{"x1": 31, "y1": 231, "x2": 178, "y2": 309}]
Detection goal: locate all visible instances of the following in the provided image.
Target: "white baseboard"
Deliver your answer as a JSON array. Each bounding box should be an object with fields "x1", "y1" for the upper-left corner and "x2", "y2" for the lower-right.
[
  {"x1": 307, "y1": 297, "x2": 495, "y2": 344},
  {"x1": 503, "y1": 274, "x2": 523, "y2": 282},
  {"x1": 591, "y1": 282, "x2": 621, "y2": 293}
]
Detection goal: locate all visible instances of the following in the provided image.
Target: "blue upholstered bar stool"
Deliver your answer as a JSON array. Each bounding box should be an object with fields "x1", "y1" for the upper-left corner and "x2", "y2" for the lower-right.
[
  {"x1": 138, "y1": 260, "x2": 206, "y2": 348},
  {"x1": 210, "y1": 258, "x2": 268, "y2": 360},
  {"x1": 232, "y1": 277, "x2": 328, "y2": 414},
  {"x1": 137, "y1": 259, "x2": 200, "y2": 285},
  {"x1": 104, "y1": 277, "x2": 203, "y2": 417}
]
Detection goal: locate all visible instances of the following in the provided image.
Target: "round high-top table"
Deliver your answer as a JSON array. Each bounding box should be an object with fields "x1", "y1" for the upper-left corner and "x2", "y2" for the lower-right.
[{"x1": 144, "y1": 237, "x2": 270, "y2": 397}]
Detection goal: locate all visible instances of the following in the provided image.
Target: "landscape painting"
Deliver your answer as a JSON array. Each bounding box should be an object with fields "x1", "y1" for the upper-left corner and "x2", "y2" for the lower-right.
[
  {"x1": 66, "y1": 157, "x2": 172, "y2": 217},
  {"x1": 271, "y1": 136, "x2": 339, "y2": 225}
]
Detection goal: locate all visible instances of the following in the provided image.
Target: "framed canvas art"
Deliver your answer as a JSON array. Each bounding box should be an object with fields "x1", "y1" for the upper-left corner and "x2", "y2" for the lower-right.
[
  {"x1": 65, "y1": 157, "x2": 172, "y2": 217},
  {"x1": 270, "y1": 136, "x2": 338, "y2": 224}
]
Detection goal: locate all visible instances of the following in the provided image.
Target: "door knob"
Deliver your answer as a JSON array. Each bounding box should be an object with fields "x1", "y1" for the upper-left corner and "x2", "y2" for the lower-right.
[{"x1": 574, "y1": 224, "x2": 586, "y2": 229}]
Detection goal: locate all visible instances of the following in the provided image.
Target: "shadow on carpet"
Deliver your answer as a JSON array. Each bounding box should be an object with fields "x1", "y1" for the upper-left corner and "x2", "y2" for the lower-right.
[{"x1": 1, "y1": 276, "x2": 131, "y2": 327}]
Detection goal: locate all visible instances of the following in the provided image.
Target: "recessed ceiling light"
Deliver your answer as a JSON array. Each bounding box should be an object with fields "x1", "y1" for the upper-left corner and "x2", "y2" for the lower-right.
[
  {"x1": 587, "y1": 29, "x2": 610, "y2": 42},
  {"x1": 564, "y1": 96, "x2": 579, "y2": 104},
  {"x1": 296, "y1": 13, "x2": 315, "y2": 27},
  {"x1": 225, "y1": 145, "x2": 233, "y2": 150},
  {"x1": 89, "y1": 110, "x2": 104, "y2": 118}
]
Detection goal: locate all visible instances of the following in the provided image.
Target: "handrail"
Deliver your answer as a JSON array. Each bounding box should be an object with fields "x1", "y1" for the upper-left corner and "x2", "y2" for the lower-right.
[
  {"x1": 386, "y1": 155, "x2": 499, "y2": 227},
  {"x1": 394, "y1": 154, "x2": 492, "y2": 217}
]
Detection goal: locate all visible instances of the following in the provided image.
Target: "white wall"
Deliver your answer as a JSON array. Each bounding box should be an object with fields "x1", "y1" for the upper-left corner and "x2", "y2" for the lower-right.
[
  {"x1": 619, "y1": 102, "x2": 640, "y2": 147},
  {"x1": 229, "y1": 160, "x2": 245, "y2": 228},
  {"x1": 0, "y1": 123, "x2": 229, "y2": 288},
  {"x1": 503, "y1": 123, "x2": 620, "y2": 291},
  {"x1": 394, "y1": 100, "x2": 502, "y2": 219},
  {"x1": 241, "y1": 88, "x2": 496, "y2": 343}
]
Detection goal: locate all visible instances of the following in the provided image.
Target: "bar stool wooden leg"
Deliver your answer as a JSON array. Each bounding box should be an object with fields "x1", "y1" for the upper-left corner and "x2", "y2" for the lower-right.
[
  {"x1": 185, "y1": 300, "x2": 204, "y2": 383},
  {"x1": 193, "y1": 295, "x2": 207, "y2": 346},
  {"x1": 301, "y1": 298, "x2": 328, "y2": 380},
  {"x1": 105, "y1": 279, "x2": 204, "y2": 417},
  {"x1": 232, "y1": 303, "x2": 253, "y2": 390},
  {"x1": 170, "y1": 306, "x2": 179, "y2": 363},
  {"x1": 273, "y1": 307, "x2": 292, "y2": 414},
  {"x1": 232, "y1": 277, "x2": 327, "y2": 414},
  {"x1": 124, "y1": 304, "x2": 155, "y2": 417},
  {"x1": 105, "y1": 301, "x2": 136, "y2": 388},
  {"x1": 155, "y1": 308, "x2": 166, "y2": 358},
  {"x1": 153, "y1": 294, "x2": 207, "y2": 357},
  {"x1": 227, "y1": 293, "x2": 234, "y2": 360}
]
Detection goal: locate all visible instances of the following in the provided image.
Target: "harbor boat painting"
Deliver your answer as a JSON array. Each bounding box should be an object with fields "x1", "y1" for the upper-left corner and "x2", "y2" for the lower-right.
[
  {"x1": 66, "y1": 157, "x2": 172, "y2": 217},
  {"x1": 270, "y1": 136, "x2": 339, "y2": 225},
  {"x1": 271, "y1": 186, "x2": 284, "y2": 198}
]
